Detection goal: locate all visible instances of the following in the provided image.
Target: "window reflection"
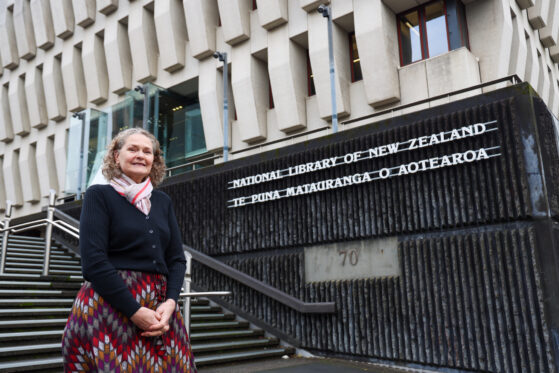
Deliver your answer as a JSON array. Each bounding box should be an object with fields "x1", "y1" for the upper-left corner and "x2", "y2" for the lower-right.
[
  {"x1": 146, "y1": 84, "x2": 207, "y2": 173},
  {"x1": 398, "y1": 0, "x2": 468, "y2": 66},
  {"x1": 65, "y1": 83, "x2": 208, "y2": 194},
  {"x1": 109, "y1": 90, "x2": 143, "y2": 138},
  {"x1": 400, "y1": 10, "x2": 422, "y2": 65},
  {"x1": 425, "y1": 1, "x2": 448, "y2": 59},
  {"x1": 65, "y1": 109, "x2": 109, "y2": 195}
]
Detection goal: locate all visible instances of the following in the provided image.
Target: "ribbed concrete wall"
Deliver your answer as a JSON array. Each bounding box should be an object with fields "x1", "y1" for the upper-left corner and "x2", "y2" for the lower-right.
[
  {"x1": 192, "y1": 223, "x2": 555, "y2": 372},
  {"x1": 0, "y1": 0, "x2": 557, "y2": 219},
  {"x1": 168, "y1": 96, "x2": 535, "y2": 253},
  {"x1": 159, "y1": 85, "x2": 559, "y2": 371}
]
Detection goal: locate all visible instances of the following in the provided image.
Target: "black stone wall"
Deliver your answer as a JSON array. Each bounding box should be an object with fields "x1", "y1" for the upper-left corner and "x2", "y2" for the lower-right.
[{"x1": 158, "y1": 83, "x2": 559, "y2": 372}]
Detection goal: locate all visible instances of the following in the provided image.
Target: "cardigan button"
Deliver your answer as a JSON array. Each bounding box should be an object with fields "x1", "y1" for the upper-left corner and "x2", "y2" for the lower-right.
[
  {"x1": 152, "y1": 260, "x2": 157, "y2": 264},
  {"x1": 149, "y1": 229, "x2": 154, "y2": 234},
  {"x1": 152, "y1": 245, "x2": 156, "y2": 248},
  {"x1": 146, "y1": 216, "x2": 150, "y2": 220}
]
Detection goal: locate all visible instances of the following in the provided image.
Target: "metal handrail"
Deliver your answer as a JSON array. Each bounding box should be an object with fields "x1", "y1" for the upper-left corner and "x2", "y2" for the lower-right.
[
  {"x1": 48, "y1": 207, "x2": 231, "y2": 335},
  {"x1": 0, "y1": 192, "x2": 81, "y2": 275},
  {"x1": 183, "y1": 244, "x2": 336, "y2": 313}
]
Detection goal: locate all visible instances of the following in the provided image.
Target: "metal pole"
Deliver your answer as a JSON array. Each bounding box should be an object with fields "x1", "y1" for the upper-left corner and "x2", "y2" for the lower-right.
[
  {"x1": 43, "y1": 190, "x2": 56, "y2": 276},
  {"x1": 320, "y1": 5, "x2": 338, "y2": 133},
  {"x1": 0, "y1": 201, "x2": 13, "y2": 275},
  {"x1": 182, "y1": 251, "x2": 192, "y2": 336},
  {"x1": 222, "y1": 53, "x2": 229, "y2": 162}
]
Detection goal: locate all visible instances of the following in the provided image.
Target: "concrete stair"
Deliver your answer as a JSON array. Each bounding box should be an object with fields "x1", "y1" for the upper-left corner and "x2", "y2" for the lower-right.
[{"x1": 0, "y1": 235, "x2": 294, "y2": 372}]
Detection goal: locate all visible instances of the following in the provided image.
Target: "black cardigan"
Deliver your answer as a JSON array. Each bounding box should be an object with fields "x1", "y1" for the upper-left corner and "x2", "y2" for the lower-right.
[{"x1": 79, "y1": 184, "x2": 186, "y2": 318}]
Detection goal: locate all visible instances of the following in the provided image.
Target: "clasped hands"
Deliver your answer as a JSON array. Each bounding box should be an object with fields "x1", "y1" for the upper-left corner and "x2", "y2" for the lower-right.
[{"x1": 130, "y1": 299, "x2": 176, "y2": 337}]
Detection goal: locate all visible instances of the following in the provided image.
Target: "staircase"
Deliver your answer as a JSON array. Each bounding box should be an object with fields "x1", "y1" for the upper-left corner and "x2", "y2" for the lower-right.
[{"x1": 0, "y1": 235, "x2": 294, "y2": 372}]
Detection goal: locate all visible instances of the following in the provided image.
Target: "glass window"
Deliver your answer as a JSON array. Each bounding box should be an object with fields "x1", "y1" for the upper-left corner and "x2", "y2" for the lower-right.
[
  {"x1": 425, "y1": 1, "x2": 448, "y2": 58},
  {"x1": 84, "y1": 110, "x2": 110, "y2": 187},
  {"x1": 399, "y1": 10, "x2": 422, "y2": 65},
  {"x1": 145, "y1": 83, "x2": 207, "y2": 172},
  {"x1": 398, "y1": 0, "x2": 468, "y2": 66},
  {"x1": 307, "y1": 53, "x2": 316, "y2": 96},
  {"x1": 109, "y1": 90, "x2": 144, "y2": 138},
  {"x1": 349, "y1": 33, "x2": 363, "y2": 82},
  {"x1": 65, "y1": 115, "x2": 85, "y2": 195},
  {"x1": 65, "y1": 109, "x2": 109, "y2": 195}
]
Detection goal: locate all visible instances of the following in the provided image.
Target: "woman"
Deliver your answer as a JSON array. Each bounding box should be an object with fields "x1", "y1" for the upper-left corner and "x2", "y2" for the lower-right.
[{"x1": 62, "y1": 128, "x2": 196, "y2": 372}]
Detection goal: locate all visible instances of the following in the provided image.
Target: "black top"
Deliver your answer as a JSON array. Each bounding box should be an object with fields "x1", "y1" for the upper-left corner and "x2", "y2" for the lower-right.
[{"x1": 79, "y1": 184, "x2": 186, "y2": 318}]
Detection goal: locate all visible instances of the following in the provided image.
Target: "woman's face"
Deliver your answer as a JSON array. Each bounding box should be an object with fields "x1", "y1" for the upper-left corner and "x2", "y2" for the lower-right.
[{"x1": 115, "y1": 133, "x2": 154, "y2": 184}]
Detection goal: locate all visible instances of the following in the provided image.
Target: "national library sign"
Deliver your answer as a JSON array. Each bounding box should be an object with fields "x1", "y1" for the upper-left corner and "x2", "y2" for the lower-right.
[{"x1": 159, "y1": 83, "x2": 559, "y2": 373}]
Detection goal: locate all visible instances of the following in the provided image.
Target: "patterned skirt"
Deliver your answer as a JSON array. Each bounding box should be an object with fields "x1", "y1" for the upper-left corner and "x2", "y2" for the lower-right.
[{"x1": 62, "y1": 270, "x2": 197, "y2": 373}]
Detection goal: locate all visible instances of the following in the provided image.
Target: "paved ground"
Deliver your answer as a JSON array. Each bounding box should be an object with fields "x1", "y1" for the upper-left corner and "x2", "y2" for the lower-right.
[{"x1": 199, "y1": 356, "x2": 438, "y2": 373}]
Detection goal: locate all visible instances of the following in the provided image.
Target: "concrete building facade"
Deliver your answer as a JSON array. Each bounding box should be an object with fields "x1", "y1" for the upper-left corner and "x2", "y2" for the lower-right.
[{"x1": 0, "y1": 0, "x2": 558, "y2": 217}]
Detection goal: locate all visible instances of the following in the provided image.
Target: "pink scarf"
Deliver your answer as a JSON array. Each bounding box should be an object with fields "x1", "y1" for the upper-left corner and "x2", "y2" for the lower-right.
[{"x1": 110, "y1": 174, "x2": 153, "y2": 215}]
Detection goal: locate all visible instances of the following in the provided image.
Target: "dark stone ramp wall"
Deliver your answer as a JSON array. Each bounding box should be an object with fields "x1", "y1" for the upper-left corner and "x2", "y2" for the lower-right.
[
  {"x1": 192, "y1": 222, "x2": 555, "y2": 372},
  {"x1": 168, "y1": 97, "x2": 534, "y2": 255},
  {"x1": 161, "y1": 84, "x2": 559, "y2": 372}
]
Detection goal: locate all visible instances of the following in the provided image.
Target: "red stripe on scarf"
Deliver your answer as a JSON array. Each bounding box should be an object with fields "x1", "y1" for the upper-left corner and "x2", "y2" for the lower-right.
[{"x1": 132, "y1": 178, "x2": 150, "y2": 204}]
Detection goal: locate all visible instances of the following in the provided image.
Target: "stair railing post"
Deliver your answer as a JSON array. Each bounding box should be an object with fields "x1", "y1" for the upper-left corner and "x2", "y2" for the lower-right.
[
  {"x1": 43, "y1": 190, "x2": 56, "y2": 276},
  {"x1": 182, "y1": 251, "x2": 192, "y2": 336},
  {"x1": 0, "y1": 201, "x2": 13, "y2": 275}
]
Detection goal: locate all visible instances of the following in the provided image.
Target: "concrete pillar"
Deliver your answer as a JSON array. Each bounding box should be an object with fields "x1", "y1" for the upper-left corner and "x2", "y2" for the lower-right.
[
  {"x1": 354, "y1": 0, "x2": 400, "y2": 107},
  {"x1": 467, "y1": 0, "x2": 513, "y2": 90},
  {"x1": 528, "y1": 0, "x2": 550, "y2": 29},
  {"x1": 307, "y1": 11, "x2": 350, "y2": 120},
  {"x1": 51, "y1": 0, "x2": 75, "y2": 39},
  {"x1": 8, "y1": 76, "x2": 31, "y2": 136},
  {"x1": 331, "y1": 0, "x2": 352, "y2": 21},
  {"x1": 13, "y1": 0, "x2": 36, "y2": 60},
  {"x1": 299, "y1": 0, "x2": 329, "y2": 12},
  {"x1": 0, "y1": 6, "x2": 19, "y2": 70},
  {"x1": 250, "y1": 7, "x2": 267, "y2": 57},
  {"x1": 539, "y1": 0, "x2": 558, "y2": 47},
  {"x1": 184, "y1": 0, "x2": 218, "y2": 59},
  {"x1": 98, "y1": 0, "x2": 119, "y2": 15},
  {"x1": 524, "y1": 33, "x2": 540, "y2": 92},
  {"x1": 19, "y1": 143, "x2": 41, "y2": 203},
  {"x1": 73, "y1": 0, "x2": 96, "y2": 28},
  {"x1": 537, "y1": 56, "x2": 549, "y2": 102},
  {"x1": 267, "y1": 24, "x2": 307, "y2": 132},
  {"x1": 43, "y1": 56, "x2": 67, "y2": 121},
  {"x1": 154, "y1": 0, "x2": 188, "y2": 72},
  {"x1": 61, "y1": 45, "x2": 87, "y2": 112},
  {"x1": 3, "y1": 149, "x2": 23, "y2": 207},
  {"x1": 231, "y1": 40, "x2": 268, "y2": 143},
  {"x1": 550, "y1": 66, "x2": 559, "y2": 117},
  {"x1": 288, "y1": 0, "x2": 306, "y2": 40},
  {"x1": 217, "y1": 0, "x2": 250, "y2": 45},
  {"x1": 515, "y1": 0, "x2": 534, "y2": 9},
  {"x1": 256, "y1": 0, "x2": 287, "y2": 30},
  {"x1": 0, "y1": 84, "x2": 14, "y2": 143},
  {"x1": 104, "y1": 21, "x2": 133, "y2": 94},
  {"x1": 36, "y1": 136, "x2": 59, "y2": 197},
  {"x1": 53, "y1": 124, "x2": 68, "y2": 195},
  {"x1": 30, "y1": 0, "x2": 55, "y2": 50},
  {"x1": 128, "y1": 5, "x2": 159, "y2": 83},
  {"x1": 398, "y1": 61, "x2": 429, "y2": 112},
  {"x1": 426, "y1": 48, "x2": 481, "y2": 104},
  {"x1": 0, "y1": 156, "x2": 6, "y2": 212},
  {"x1": 509, "y1": 11, "x2": 528, "y2": 81},
  {"x1": 198, "y1": 58, "x2": 230, "y2": 152},
  {"x1": 82, "y1": 33, "x2": 109, "y2": 104},
  {"x1": 25, "y1": 67, "x2": 48, "y2": 129},
  {"x1": 550, "y1": 45, "x2": 559, "y2": 63}
]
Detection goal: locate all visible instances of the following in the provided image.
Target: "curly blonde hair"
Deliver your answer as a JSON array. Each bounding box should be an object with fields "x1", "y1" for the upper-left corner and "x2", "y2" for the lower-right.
[{"x1": 102, "y1": 128, "x2": 166, "y2": 187}]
